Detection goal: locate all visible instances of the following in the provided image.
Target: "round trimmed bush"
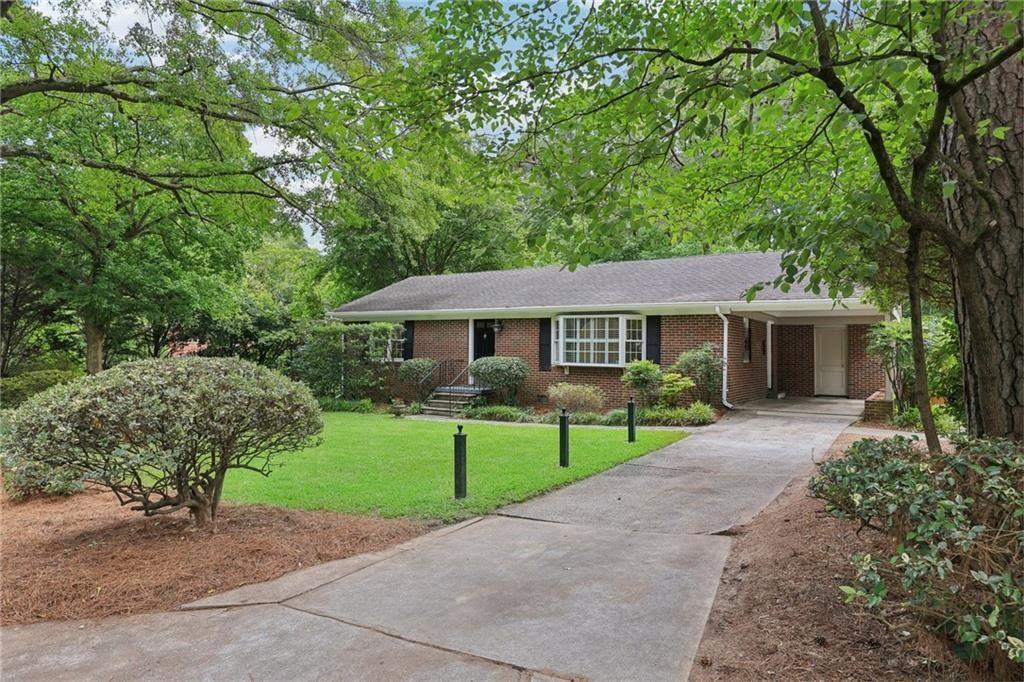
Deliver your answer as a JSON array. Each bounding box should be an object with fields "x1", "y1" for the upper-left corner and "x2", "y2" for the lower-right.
[
  {"x1": 468, "y1": 356, "x2": 528, "y2": 404},
  {"x1": 546, "y1": 383, "x2": 605, "y2": 413},
  {"x1": 398, "y1": 358, "x2": 440, "y2": 400},
  {"x1": 1, "y1": 357, "x2": 322, "y2": 526}
]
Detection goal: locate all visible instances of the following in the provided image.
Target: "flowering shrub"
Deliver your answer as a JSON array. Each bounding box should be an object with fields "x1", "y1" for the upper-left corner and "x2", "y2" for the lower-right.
[{"x1": 810, "y1": 436, "x2": 1024, "y2": 673}]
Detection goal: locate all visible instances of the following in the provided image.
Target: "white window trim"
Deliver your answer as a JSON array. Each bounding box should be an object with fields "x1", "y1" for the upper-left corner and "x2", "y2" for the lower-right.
[{"x1": 552, "y1": 314, "x2": 644, "y2": 368}]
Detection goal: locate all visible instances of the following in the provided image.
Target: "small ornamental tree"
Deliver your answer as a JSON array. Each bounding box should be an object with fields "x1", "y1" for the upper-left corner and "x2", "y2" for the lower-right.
[
  {"x1": 621, "y1": 360, "x2": 662, "y2": 407},
  {"x1": 672, "y1": 344, "x2": 724, "y2": 406},
  {"x1": 1, "y1": 357, "x2": 322, "y2": 527}
]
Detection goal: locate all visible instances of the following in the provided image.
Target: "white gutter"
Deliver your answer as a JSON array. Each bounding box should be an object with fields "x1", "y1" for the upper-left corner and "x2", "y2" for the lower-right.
[{"x1": 715, "y1": 306, "x2": 734, "y2": 409}]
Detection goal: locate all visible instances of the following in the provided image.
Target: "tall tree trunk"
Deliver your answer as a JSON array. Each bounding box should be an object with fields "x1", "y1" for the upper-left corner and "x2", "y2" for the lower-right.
[
  {"x1": 906, "y1": 225, "x2": 942, "y2": 454},
  {"x1": 84, "y1": 317, "x2": 106, "y2": 375},
  {"x1": 940, "y1": 5, "x2": 1024, "y2": 440}
]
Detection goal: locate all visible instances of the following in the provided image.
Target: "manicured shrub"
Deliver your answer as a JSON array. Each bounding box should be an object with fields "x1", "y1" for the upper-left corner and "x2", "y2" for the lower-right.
[
  {"x1": 546, "y1": 383, "x2": 605, "y2": 413},
  {"x1": 810, "y1": 436, "x2": 1024, "y2": 673},
  {"x1": 0, "y1": 369, "x2": 78, "y2": 409},
  {"x1": 318, "y1": 397, "x2": 374, "y2": 413},
  {"x1": 398, "y1": 358, "x2": 440, "y2": 401},
  {"x1": 285, "y1": 321, "x2": 404, "y2": 399},
  {"x1": 682, "y1": 401, "x2": 715, "y2": 425},
  {"x1": 671, "y1": 343, "x2": 723, "y2": 405},
  {"x1": 468, "y1": 356, "x2": 528, "y2": 404},
  {"x1": 464, "y1": 404, "x2": 536, "y2": 423},
  {"x1": 659, "y1": 372, "x2": 696, "y2": 407},
  {"x1": 621, "y1": 360, "x2": 662, "y2": 407},
  {"x1": 1, "y1": 358, "x2": 322, "y2": 527}
]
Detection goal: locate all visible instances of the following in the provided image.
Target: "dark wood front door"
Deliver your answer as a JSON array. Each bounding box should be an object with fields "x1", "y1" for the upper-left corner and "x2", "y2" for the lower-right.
[{"x1": 473, "y1": 320, "x2": 496, "y2": 360}]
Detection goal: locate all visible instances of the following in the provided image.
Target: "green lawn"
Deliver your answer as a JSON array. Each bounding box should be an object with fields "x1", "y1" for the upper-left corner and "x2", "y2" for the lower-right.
[{"x1": 223, "y1": 412, "x2": 685, "y2": 520}]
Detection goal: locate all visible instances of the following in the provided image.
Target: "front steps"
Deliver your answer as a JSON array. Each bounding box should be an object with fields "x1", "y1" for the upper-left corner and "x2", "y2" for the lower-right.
[{"x1": 420, "y1": 386, "x2": 483, "y2": 416}]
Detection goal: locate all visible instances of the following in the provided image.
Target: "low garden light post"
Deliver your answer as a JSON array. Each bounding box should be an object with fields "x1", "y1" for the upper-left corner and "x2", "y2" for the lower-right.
[
  {"x1": 454, "y1": 424, "x2": 467, "y2": 499},
  {"x1": 559, "y1": 408, "x2": 570, "y2": 468},
  {"x1": 627, "y1": 396, "x2": 636, "y2": 443}
]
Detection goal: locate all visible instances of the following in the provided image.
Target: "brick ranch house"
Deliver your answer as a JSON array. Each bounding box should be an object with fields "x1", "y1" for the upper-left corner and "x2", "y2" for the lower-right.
[{"x1": 331, "y1": 252, "x2": 889, "y2": 411}]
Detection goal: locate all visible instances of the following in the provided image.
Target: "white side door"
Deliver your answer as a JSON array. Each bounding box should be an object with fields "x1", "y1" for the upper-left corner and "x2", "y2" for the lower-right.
[{"x1": 814, "y1": 326, "x2": 847, "y2": 396}]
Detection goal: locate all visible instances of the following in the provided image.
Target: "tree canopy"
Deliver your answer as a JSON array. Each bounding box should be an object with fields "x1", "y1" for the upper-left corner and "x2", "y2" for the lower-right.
[{"x1": 408, "y1": 0, "x2": 1022, "y2": 439}]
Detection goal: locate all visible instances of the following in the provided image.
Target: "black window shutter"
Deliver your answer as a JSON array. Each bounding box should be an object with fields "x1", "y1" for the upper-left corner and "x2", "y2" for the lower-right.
[
  {"x1": 645, "y1": 316, "x2": 661, "y2": 365},
  {"x1": 539, "y1": 318, "x2": 552, "y2": 370},
  {"x1": 402, "y1": 320, "x2": 415, "y2": 360}
]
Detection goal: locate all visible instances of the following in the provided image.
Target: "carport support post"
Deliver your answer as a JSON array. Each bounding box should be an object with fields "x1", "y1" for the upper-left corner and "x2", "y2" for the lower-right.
[
  {"x1": 559, "y1": 408, "x2": 570, "y2": 468},
  {"x1": 454, "y1": 425, "x2": 467, "y2": 499},
  {"x1": 627, "y1": 397, "x2": 636, "y2": 443}
]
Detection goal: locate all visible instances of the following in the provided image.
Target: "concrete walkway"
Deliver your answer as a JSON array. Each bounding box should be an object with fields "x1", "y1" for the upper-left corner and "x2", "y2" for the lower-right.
[{"x1": 1, "y1": 410, "x2": 856, "y2": 681}]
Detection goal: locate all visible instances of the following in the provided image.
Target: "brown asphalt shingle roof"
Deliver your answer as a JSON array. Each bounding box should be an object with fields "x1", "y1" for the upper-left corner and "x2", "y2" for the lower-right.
[{"x1": 333, "y1": 251, "x2": 833, "y2": 315}]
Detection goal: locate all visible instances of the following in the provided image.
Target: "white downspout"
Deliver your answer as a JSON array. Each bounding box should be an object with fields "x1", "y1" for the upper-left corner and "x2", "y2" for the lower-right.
[{"x1": 715, "y1": 306, "x2": 734, "y2": 409}]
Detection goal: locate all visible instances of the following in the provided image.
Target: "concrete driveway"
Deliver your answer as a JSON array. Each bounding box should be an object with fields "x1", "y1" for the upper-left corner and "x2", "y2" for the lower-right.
[{"x1": 1, "y1": 409, "x2": 855, "y2": 681}]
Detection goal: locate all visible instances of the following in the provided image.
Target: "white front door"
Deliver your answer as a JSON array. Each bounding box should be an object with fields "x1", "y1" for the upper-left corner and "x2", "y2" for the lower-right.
[{"x1": 814, "y1": 326, "x2": 847, "y2": 396}]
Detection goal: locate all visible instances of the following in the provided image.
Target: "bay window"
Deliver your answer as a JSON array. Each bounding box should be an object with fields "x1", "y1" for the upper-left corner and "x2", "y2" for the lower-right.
[{"x1": 553, "y1": 314, "x2": 644, "y2": 367}]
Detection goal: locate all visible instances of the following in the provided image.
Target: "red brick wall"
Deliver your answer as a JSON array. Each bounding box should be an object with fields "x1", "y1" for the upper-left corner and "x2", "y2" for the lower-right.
[
  {"x1": 412, "y1": 320, "x2": 468, "y2": 363},
  {"x1": 406, "y1": 315, "x2": 882, "y2": 406},
  {"x1": 727, "y1": 316, "x2": 768, "y2": 404},
  {"x1": 847, "y1": 324, "x2": 885, "y2": 399},
  {"x1": 495, "y1": 318, "x2": 630, "y2": 408},
  {"x1": 778, "y1": 325, "x2": 815, "y2": 397},
  {"x1": 660, "y1": 315, "x2": 722, "y2": 362}
]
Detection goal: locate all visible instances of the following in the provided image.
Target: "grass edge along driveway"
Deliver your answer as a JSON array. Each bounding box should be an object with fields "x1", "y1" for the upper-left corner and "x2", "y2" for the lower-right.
[{"x1": 224, "y1": 412, "x2": 686, "y2": 521}]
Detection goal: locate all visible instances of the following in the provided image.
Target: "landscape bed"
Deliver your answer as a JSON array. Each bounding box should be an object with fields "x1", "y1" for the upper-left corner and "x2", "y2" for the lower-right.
[
  {"x1": 692, "y1": 434, "x2": 969, "y2": 681},
  {"x1": 1, "y1": 489, "x2": 425, "y2": 624},
  {"x1": 224, "y1": 412, "x2": 685, "y2": 520}
]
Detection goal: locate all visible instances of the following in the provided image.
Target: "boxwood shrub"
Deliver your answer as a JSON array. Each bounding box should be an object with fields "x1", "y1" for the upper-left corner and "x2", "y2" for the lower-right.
[{"x1": 468, "y1": 356, "x2": 528, "y2": 404}]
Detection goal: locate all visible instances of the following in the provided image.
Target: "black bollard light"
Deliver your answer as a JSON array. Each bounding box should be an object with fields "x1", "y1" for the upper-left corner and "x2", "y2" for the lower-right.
[
  {"x1": 627, "y1": 396, "x2": 636, "y2": 443},
  {"x1": 559, "y1": 408, "x2": 570, "y2": 468},
  {"x1": 454, "y1": 424, "x2": 467, "y2": 499}
]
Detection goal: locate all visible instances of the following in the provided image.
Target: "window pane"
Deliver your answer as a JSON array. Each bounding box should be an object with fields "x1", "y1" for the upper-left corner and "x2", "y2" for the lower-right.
[
  {"x1": 564, "y1": 341, "x2": 577, "y2": 363},
  {"x1": 608, "y1": 348, "x2": 619, "y2": 364},
  {"x1": 626, "y1": 340, "x2": 642, "y2": 362},
  {"x1": 580, "y1": 342, "x2": 592, "y2": 364}
]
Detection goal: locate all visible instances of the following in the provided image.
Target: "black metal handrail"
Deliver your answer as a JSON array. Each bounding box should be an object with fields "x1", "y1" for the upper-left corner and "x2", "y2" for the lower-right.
[
  {"x1": 417, "y1": 358, "x2": 467, "y2": 402},
  {"x1": 441, "y1": 363, "x2": 472, "y2": 416}
]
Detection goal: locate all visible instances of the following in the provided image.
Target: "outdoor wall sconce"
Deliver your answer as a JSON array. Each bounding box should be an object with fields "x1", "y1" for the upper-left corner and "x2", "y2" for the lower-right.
[{"x1": 492, "y1": 320, "x2": 504, "y2": 333}]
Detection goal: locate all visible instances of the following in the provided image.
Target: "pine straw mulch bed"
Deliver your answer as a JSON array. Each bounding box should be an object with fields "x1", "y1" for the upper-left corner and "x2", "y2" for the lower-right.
[
  {"x1": 691, "y1": 433, "x2": 971, "y2": 682},
  {"x1": 1, "y1": 488, "x2": 427, "y2": 625}
]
